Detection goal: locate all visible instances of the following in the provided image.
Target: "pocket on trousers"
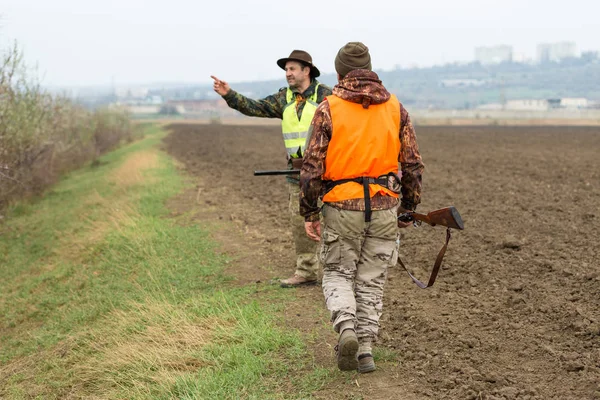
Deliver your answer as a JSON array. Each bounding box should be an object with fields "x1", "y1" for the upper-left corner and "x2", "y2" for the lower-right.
[{"x1": 319, "y1": 230, "x2": 341, "y2": 265}]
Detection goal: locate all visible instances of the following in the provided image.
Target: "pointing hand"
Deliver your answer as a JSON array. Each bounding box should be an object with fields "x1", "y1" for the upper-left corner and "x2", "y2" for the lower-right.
[{"x1": 211, "y1": 75, "x2": 230, "y2": 96}]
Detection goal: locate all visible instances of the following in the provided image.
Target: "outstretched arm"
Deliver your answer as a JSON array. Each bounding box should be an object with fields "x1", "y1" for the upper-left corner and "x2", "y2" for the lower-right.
[{"x1": 211, "y1": 75, "x2": 284, "y2": 119}]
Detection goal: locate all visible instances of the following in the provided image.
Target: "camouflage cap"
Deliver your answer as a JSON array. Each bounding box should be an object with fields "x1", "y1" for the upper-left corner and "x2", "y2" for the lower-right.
[{"x1": 277, "y1": 50, "x2": 321, "y2": 78}]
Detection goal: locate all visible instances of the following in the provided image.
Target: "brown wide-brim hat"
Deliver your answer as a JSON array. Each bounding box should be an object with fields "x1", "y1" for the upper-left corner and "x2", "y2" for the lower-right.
[{"x1": 277, "y1": 49, "x2": 320, "y2": 77}]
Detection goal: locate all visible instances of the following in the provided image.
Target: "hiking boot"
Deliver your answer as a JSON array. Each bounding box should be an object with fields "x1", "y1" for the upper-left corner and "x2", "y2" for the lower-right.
[
  {"x1": 279, "y1": 274, "x2": 318, "y2": 288},
  {"x1": 357, "y1": 353, "x2": 376, "y2": 373},
  {"x1": 335, "y1": 329, "x2": 359, "y2": 371}
]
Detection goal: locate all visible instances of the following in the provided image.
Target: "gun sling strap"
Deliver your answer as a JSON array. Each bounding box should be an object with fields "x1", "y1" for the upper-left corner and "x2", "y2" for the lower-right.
[{"x1": 397, "y1": 227, "x2": 452, "y2": 289}]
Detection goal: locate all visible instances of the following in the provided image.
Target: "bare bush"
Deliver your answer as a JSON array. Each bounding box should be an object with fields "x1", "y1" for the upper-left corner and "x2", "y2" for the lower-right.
[{"x1": 0, "y1": 42, "x2": 136, "y2": 211}]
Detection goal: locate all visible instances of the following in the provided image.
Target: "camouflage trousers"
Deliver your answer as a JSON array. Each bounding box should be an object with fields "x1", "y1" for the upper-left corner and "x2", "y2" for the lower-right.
[
  {"x1": 288, "y1": 181, "x2": 319, "y2": 280},
  {"x1": 319, "y1": 204, "x2": 399, "y2": 342}
]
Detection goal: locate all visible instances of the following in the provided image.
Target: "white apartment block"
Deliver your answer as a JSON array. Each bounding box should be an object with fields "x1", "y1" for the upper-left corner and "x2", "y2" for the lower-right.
[{"x1": 536, "y1": 42, "x2": 577, "y2": 63}]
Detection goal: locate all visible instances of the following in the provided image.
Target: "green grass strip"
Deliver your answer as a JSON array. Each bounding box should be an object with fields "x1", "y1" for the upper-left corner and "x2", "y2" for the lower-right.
[{"x1": 0, "y1": 125, "x2": 331, "y2": 399}]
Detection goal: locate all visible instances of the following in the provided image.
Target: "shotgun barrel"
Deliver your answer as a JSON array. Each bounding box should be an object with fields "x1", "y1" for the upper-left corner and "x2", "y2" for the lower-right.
[{"x1": 253, "y1": 169, "x2": 300, "y2": 176}]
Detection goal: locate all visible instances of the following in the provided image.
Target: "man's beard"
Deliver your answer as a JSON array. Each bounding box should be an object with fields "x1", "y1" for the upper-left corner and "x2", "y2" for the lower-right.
[{"x1": 287, "y1": 78, "x2": 298, "y2": 90}]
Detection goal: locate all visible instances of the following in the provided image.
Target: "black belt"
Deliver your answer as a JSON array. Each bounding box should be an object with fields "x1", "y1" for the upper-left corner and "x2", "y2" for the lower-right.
[{"x1": 324, "y1": 176, "x2": 390, "y2": 222}]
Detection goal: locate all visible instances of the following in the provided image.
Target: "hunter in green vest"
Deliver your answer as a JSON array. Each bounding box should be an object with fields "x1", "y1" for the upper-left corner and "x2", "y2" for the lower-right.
[{"x1": 212, "y1": 50, "x2": 332, "y2": 288}]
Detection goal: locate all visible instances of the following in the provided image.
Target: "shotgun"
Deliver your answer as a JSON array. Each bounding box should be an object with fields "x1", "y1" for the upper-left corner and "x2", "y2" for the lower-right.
[
  {"x1": 253, "y1": 169, "x2": 300, "y2": 176},
  {"x1": 397, "y1": 206, "x2": 464, "y2": 230},
  {"x1": 397, "y1": 206, "x2": 464, "y2": 289}
]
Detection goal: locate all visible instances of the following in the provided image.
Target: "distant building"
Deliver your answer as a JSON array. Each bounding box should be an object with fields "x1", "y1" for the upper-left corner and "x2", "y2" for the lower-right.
[
  {"x1": 560, "y1": 98, "x2": 588, "y2": 109},
  {"x1": 148, "y1": 95, "x2": 163, "y2": 105},
  {"x1": 536, "y1": 42, "x2": 577, "y2": 63},
  {"x1": 477, "y1": 99, "x2": 555, "y2": 111},
  {"x1": 121, "y1": 105, "x2": 161, "y2": 114},
  {"x1": 475, "y1": 45, "x2": 513, "y2": 65},
  {"x1": 476, "y1": 97, "x2": 590, "y2": 111},
  {"x1": 505, "y1": 99, "x2": 550, "y2": 111},
  {"x1": 512, "y1": 52, "x2": 530, "y2": 63},
  {"x1": 546, "y1": 98, "x2": 589, "y2": 109},
  {"x1": 167, "y1": 99, "x2": 240, "y2": 117}
]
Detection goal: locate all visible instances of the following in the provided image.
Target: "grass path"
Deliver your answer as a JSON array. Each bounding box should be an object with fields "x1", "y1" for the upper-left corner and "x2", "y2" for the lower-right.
[{"x1": 0, "y1": 125, "x2": 331, "y2": 399}]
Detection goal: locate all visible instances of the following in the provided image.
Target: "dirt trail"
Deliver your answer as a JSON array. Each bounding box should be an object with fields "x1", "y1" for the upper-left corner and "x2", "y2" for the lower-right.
[{"x1": 162, "y1": 123, "x2": 600, "y2": 400}]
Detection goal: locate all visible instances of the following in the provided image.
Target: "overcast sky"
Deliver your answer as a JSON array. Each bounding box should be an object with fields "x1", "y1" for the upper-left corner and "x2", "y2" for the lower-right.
[{"x1": 1, "y1": 0, "x2": 597, "y2": 87}]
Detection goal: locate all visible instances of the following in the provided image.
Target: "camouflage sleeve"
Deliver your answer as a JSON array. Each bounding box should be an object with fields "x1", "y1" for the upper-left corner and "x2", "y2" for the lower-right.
[
  {"x1": 398, "y1": 104, "x2": 425, "y2": 211},
  {"x1": 317, "y1": 84, "x2": 333, "y2": 102},
  {"x1": 300, "y1": 99, "x2": 331, "y2": 221},
  {"x1": 222, "y1": 88, "x2": 286, "y2": 119}
]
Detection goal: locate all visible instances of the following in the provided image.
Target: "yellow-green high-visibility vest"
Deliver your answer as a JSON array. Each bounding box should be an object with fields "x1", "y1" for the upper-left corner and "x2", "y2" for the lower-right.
[{"x1": 281, "y1": 84, "x2": 320, "y2": 158}]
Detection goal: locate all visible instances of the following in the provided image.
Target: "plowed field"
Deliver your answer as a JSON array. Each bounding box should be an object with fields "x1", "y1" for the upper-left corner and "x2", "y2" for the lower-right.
[{"x1": 163, "y1": 123, "x2": 600, "y2": 400}]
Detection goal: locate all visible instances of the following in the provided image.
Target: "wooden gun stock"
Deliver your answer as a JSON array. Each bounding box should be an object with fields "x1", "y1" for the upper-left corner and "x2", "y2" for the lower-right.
[{"x1": 398, "y1": 206, "x2": 464, "y2": 230}]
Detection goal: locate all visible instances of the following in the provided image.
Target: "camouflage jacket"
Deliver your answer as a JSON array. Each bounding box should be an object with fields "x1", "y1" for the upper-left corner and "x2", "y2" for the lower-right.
[
  {"x1": 222, "y1": 79, "x2": 332, "y2": 120},
  {"x1": 300, "y1": 70, "x2": 425, "y2": 222}
]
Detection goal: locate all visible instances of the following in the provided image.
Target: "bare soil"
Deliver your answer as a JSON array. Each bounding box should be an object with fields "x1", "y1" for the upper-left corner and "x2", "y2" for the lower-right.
[{"x1": 162, "y1": 123, "x2": 600, "y2": 400}]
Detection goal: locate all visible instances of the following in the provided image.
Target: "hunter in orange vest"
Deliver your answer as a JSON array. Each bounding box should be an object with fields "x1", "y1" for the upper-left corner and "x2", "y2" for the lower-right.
[
  {"x1": 299, "y1": 42, "x2": 425, "y2": 373},
  {"x1": 323, "y1": 94, "x2": 401, "y2": 206}
]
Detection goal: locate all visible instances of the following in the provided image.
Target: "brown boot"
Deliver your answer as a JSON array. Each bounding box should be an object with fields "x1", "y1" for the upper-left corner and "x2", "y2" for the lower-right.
[
  {"x1": 279, "y1": 274, "x2": 318, "y2": 288},
  {"x1": 335, "y1": 329, "x2": 359, "y2": 371},
  {"x1": 357, "y1": 353, "x2": 376, "y2": 373}
]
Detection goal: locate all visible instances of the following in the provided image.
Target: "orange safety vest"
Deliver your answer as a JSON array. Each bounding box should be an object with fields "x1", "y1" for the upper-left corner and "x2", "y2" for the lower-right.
[{"x1": 323, "y1": 94, "x2": 401, "y2": 207}]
